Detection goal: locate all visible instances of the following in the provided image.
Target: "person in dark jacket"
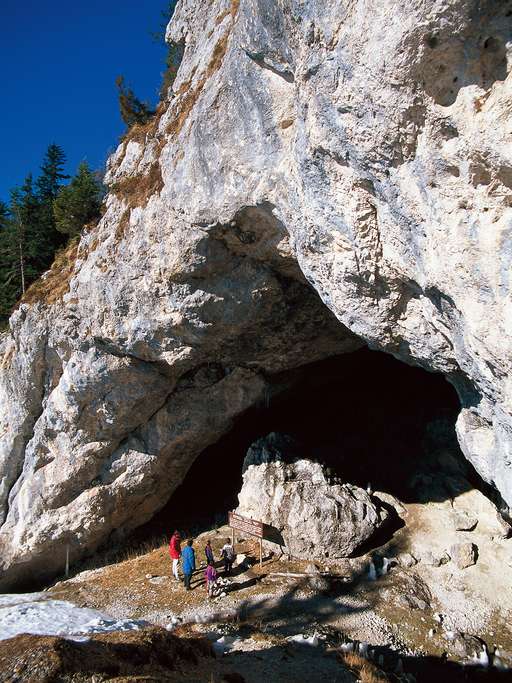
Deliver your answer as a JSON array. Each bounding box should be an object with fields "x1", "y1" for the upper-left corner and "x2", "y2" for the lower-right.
[
  {"x1": 205, "y1": 539, "x2": 214, "y2": 566},
  {"x1": 221, "y1": 538, "x2": 235, "y2": 575},
  {"x1": 181, "y1": 539, "x2": 196, "y2": 590}
]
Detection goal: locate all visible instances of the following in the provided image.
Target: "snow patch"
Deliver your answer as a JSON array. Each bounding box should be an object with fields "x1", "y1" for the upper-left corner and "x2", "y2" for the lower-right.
[{"x1": 0, "y1": 594, "x2": 149, "y2": 641}]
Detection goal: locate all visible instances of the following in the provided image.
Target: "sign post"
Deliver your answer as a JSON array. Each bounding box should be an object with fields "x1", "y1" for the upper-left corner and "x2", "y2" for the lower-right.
[{"x1": 228, "y1": 511, "x2": 264, "y2": 568}]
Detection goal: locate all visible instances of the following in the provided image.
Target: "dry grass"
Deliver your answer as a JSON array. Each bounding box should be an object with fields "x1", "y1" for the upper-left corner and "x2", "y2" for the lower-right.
[
  {"x1": 48, "y1": 528, "x2": 260, "y2": 619},
  {"x1": 0, "y1": 344, "x2": 14, "y2": 370},
  {"x1": 175, "y1": 66, "x2": 197, "y2": 97},
  {"x1": 0, "y1": 627, "x2": 214, "y2": 682},
  {"x1": 214, "y1": 0, "x2": 240, "y2": 26},
  {"x1": 338, "y1": 652, "x2": 390, "y2": 682},
  {"x1": 215, "y1": 7, "x2": 231, "y2": 25},
  {"x1": 230, "y1": 0, "x2": 240, "y2": 19},
  {"x1": 8, "y1": 210, "x2": 105, "y2": 312},
  {"x1": 122, "y1": 101, "x2": 168, "y2": 146},
  {"x1": 75, "y1": 215, "x2": 105, "y2": 261},
  {"x1": 19, "y1": 237, "x2": 80, "y2": 308},
  {"x1": 110, "y1": 161, "x2": 164, "y2": 222},
  {"x1": 114, "y1": 207, "x2": 131, "y2": 243},
  {"x1": 110, "y1": 101, "x2": 168, "y2": 191}
]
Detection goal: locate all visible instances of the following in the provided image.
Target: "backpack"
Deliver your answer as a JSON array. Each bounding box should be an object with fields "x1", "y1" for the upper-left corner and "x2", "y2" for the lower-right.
[{"x1": 224, "y1": 545, "x2": 235, "y2": 561}]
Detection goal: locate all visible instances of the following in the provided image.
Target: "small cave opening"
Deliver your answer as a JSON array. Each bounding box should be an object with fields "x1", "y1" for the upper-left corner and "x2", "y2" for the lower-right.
[{"x1": 139, "y1": 348, "x2": 488, "y2": 541}]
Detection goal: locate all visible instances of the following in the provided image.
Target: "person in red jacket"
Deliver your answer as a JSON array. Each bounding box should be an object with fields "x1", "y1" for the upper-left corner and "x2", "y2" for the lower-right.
[{"x1": 169, "y1": 530, "x2": 182, "y2": 581}]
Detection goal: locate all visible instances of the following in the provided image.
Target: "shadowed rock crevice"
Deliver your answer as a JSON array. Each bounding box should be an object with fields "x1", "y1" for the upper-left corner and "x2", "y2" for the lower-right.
[{"x1": 145, "y1": 349, "x2": 495, "y2": 546}]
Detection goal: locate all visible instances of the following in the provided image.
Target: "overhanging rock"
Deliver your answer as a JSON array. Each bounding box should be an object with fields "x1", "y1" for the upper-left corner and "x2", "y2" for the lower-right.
[{"x1": 0, "y1": 0, "x2": 511, "y2": 587}]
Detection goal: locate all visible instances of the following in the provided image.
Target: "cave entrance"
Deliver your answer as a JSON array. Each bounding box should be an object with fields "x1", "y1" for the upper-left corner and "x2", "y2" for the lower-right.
[{"x1": 141, "y1": 348, "x2": 483, "y2": 540}]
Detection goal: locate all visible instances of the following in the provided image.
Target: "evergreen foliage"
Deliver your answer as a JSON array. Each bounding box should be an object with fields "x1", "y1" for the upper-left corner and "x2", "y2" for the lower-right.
[
  {"x1": 0, "y1": 149, "x2": 104, "y2": 326},
  {"x1": 116, "y1": 76, "x2": 154, "y2": 129},
  {"x1": 9, "y1": 176, "x2": 44, "y2": 292},
  {"x1": 160, "y1": 41, "x2": 185, "y2": 99},
  {"x1": 0, "y1": 201, "x2": 16, "y2": 323},
  {"x1": 36, "y1": 144, "x2": 69, "y2": 202},
  {"x1": 151, "y1": 2, "x2": 183, "y2": 99},
  {"x1": 36, "y1": 144, "x2": 70, "y2": 258},
  {"x1": 53, "y1": 162, "x2": 104, "y2": 237},
  {"x1": 0, "y1": 175, "x2": 47, "y2": 321}
]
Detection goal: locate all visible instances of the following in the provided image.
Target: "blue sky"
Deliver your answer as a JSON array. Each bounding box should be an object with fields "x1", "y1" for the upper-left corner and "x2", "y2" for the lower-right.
[{"x1": 0, "y1": 0, "x2": 175, "y2": 202}]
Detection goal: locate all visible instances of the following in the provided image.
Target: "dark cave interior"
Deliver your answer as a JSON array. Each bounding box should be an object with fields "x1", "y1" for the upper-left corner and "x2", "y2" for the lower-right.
[{"x1": 140, "y1": 347, "x2": 488, "y2": 541}]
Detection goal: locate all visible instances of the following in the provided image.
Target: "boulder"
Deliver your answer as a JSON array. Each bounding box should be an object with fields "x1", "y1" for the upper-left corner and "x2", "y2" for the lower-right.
[
  {"x1": 453, "y1": 489, "x2": 510, "y2": 538},
  {"x1": 307, "y1": 574, "x2": 331, "y2": 594},
  {"x1": 148, "y1": 576, "x2": 167, "y2": 585},
  {"x1": 397, "y1": 553, "x2": 418, "y2": 569},
  {"x1": 421, "y1": 550, "x2": 450, "y2": 567},
  {"x1": 236, "y1": 452, "x2": 388, "y2": 560},
  {"x1": 443, "y1": 630, "x2": 486, "y2": 660},
  {"x1": 450, "y1": 542, "x2": 478, "y2": 569},
  {"x1": 398, "y1": 594, "x2": 428, "y2": 611},
  {"x1": 452, "y1": 511, "x2": 478, "y2": 532}
]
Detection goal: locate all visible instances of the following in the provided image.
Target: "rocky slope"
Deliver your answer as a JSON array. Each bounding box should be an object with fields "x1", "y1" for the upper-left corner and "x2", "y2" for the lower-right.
[
  {"x1": 0, "y1": 0, "x2": 511, "y2": 587},
  {"x1": 38, "y1": 519, "x2": 512, "y2": 679}
]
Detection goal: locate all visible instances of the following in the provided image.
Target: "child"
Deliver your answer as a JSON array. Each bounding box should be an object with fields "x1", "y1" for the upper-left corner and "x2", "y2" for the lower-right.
[
  {"x1": 205, "y1": 561, "x2": 218, "y2": 598},
  {"x1": 205, "y1": 539, "x2": 214, "y2": 566}
]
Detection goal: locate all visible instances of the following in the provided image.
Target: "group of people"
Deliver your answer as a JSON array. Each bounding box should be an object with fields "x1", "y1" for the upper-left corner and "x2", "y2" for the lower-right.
[{"x1": 169, "y1": 531, "x2": 236, "y2": 597}]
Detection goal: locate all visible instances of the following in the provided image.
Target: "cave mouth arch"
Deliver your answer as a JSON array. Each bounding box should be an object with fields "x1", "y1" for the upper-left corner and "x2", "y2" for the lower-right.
[{"x1": 136, "y1": 347, "x2": 487, "y2": 543}]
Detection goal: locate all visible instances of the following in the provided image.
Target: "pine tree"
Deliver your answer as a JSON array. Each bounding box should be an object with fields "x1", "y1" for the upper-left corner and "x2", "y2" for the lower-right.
[
  {"x1": 8, "y1": 175, "x2": 44, "y2": 295},
  {"x1": 160, "y1": 41, "x2": 184, "y2": 99},
  {"x1": 0, "y1": 174, "x2": 53, "y2": 323},
  {"x1": 35, "y1": 144, "x2": 70, "y2": 259},
  {"x1": 116, "y1": 76, "x2": 154, "y2": 128},
  {"x1": 0, "y1": 175, "x2": 38, "y2": 318},
  {"x1": 0, "y1": 202, "x2": 8, "y2": 232},
  {"x1": 151, "y1": 2, "x2": 183, "y2": 99},
  {"x1": 53, "y1": 162, "x2": 104, "y2": 236},
  {"x1": 36, "y1": 144, "x2": 69, "y2": 202},
  {"x1": 0, "y1": 201, "x2": 15, "y2": 324}
]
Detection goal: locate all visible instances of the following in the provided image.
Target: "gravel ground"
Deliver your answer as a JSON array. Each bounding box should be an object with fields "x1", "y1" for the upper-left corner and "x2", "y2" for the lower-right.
[{"x1": 42, "y1": 520, "x2": 512, "y2": 681}]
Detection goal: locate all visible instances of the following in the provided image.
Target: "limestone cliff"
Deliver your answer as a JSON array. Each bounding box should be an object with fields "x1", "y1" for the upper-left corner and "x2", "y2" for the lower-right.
[{"x1": 0, "y1": 0, "x2": 511, "y2": 588}]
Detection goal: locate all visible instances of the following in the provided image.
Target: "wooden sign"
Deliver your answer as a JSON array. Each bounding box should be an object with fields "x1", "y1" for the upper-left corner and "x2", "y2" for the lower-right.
[{"x1": 228, "y1": 511, "x2": 263, "y2": 538}]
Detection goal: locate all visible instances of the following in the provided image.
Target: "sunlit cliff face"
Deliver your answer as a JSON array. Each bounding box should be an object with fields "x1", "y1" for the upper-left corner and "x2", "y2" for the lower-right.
[{"x1": 0, "y1": 0, "x2": 511, "y2": 587}]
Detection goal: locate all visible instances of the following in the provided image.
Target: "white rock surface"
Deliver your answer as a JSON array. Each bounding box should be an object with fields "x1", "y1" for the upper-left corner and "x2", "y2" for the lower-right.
[
  {"x1": 450, "y1": 542, "x2": 478, "y2": 569},
  {"x1": 0, "y1": 0, "x2": 511, "y2": 586}
]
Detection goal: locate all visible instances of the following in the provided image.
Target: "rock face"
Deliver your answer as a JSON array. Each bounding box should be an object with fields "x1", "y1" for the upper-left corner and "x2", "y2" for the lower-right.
[
  {"x1": 450, "y1": 542, "x2": 478, "y2": 569},
  {"x1": 0, "y1": 0, "x2": 511, "y2": 586},
  {"x1": 236, "y1": 456, "x2": 388, "y2": 559}
]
